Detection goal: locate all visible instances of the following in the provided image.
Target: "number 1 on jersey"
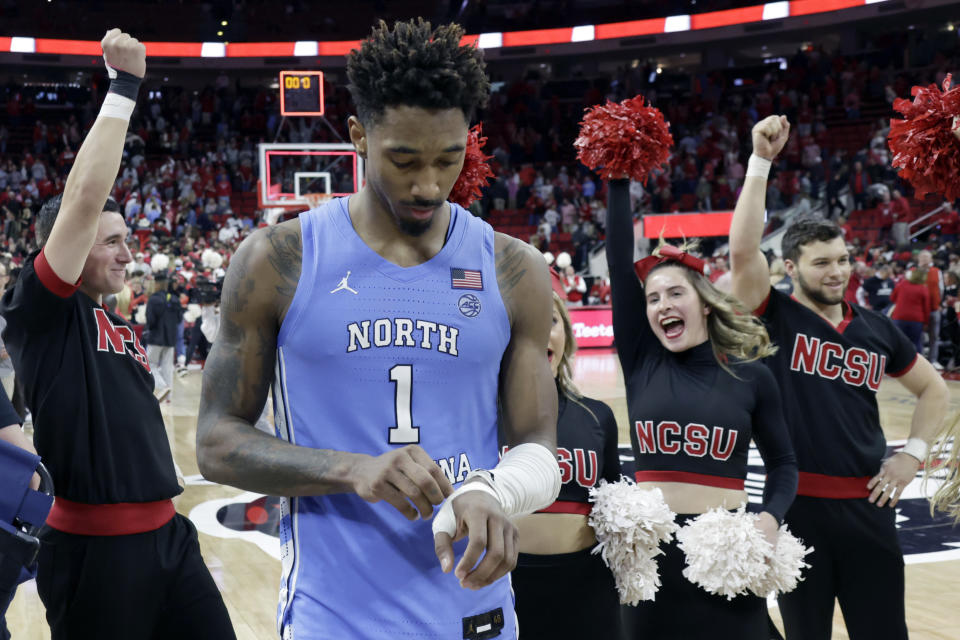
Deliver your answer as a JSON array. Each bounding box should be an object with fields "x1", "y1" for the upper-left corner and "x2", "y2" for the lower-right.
[{"x1": 388, "y1": 364, "x2": 420, "y2": 444}]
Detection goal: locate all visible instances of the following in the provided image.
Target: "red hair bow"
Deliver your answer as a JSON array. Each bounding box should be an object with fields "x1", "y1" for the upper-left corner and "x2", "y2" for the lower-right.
[{"x1": 633, "y1": 244, "x2": 705, "y2": 282}]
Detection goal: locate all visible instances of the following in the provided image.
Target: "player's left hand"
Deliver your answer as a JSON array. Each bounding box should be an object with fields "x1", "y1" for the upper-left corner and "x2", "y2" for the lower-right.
[
  {"x1": 433, "y1": 489, "x2": 518, "y2": 590},
  {"x1": 867, "y1": 452, "x2": 921, "y2": 508}
]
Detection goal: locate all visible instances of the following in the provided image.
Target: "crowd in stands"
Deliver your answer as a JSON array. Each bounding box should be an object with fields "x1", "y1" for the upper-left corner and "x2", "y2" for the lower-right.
[{"x1": 1, "y1": 26, "x2": 959, "y2": 367}]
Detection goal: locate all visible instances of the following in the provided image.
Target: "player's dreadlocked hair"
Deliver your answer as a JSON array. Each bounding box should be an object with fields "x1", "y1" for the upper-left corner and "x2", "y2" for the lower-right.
[{"x1": 346, "y1": 19, "x2": 490, "y2": 126}]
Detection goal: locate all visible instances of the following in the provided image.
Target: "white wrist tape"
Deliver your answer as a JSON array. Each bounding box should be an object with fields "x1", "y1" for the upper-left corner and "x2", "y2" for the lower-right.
[
  {"x1": 431, "y1": 442, "x2": 561, "y2": 537},
  {"x1": 98, "y1": 92, "x2": 136, "y2": 122},
  {"x1": 746, "y1": 154, "x2": 772, "y2": 179},
  {"x1": 900, "y1": 438, "x2": 929, "y2": 462}
]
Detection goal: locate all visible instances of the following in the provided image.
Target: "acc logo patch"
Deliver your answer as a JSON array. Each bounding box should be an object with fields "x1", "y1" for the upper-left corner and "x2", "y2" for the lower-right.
[{"x1": 458, "y1": 293, "x2": 482, "y2": 318}]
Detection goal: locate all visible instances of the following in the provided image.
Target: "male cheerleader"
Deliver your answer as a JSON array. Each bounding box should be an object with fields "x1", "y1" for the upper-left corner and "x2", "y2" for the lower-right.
[{"x1": 729, "y1": 115, "x2": 948, "y2": 639}]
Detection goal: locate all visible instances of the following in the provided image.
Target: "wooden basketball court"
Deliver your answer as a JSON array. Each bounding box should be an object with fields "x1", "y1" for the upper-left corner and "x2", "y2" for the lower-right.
[{"x1": 7, "y1": 350, "x2": 960, "y2": 639}]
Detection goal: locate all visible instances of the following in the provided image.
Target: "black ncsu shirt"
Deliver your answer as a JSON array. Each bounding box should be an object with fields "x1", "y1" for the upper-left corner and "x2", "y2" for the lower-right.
[
  {"x1": 0, "y1": 250, "x2": 180, "y2": 504},
  {"x1": 757, "y1": 288, "x2": 917, "y2": 478},
  {"x1": 499, "y1": 387, "x2": 621, "y2": 510},
  {"x1": 606, "y1": 180, "x2": 797, "y2": 522}
]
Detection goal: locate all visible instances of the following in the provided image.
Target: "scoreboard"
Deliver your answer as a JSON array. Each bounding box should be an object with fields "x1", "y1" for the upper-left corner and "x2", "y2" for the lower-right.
[{"x1": 279, "y1": 70, "x2": 324, "y2": 117}]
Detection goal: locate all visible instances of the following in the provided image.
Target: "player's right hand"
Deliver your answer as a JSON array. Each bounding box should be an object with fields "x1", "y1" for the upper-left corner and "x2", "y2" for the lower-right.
[
  {"x1": 351, "y1": 445, "x2": 454, "y2": 520},
  {"x1": 101, "y1": 28, "x2": 146, "y2": 78},
  {"x1": 752, "y1": 115, "x2": 790, "y2": 161}
]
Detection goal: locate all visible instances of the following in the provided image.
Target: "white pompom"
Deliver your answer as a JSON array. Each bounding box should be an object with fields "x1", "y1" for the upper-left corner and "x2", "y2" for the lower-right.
[
  {"x1": 134, "y1": 305, "x2": 147, "y2": 325},
  {"x1": 151, "y1": 253, "x2": 170, "y2": 272},
  {"x1": 202, "y1": 249, "x2": 223, "y2": 269},
  {"x1": 542, "y1": 251, "x2": 555, "y2": 265},
  {"x1": 588, "y1": 478, "x2": 678, "y2": 605},
  {"x1": 183, "y1": 303, "x2": 202, "y2": 323},
  {"x1": 555, "y1": 251, "x2": 572, "y2": 269},
  {"x1": 750, "y1": 525, "x2": 813, "y2": 598},
  {"x1": 676, "y1": 507, "x2": 771, "y2": 600}
]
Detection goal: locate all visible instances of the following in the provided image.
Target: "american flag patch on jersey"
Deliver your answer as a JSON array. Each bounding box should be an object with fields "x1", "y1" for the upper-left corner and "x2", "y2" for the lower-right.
[{"x1": 451, "y1": 267, "x2": 483, "y2": 290}]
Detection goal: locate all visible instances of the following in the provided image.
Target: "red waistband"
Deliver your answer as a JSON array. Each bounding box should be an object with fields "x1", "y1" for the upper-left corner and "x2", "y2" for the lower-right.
[
  {"x1": 797, "y1": 472, "x2": 871, "y2": 499},
  {"x1": 46, "y1": 497, "x2": 176, "y2": 536},
  {"x1": 634, "y1": 470, "x2": 745, "y2": 490},
  {"x1": 536, "y1": 500, "x2": 592, "y2": 515}
]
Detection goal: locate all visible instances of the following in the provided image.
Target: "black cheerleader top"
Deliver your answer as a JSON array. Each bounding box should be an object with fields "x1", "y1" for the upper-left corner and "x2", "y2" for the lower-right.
[
  {"x1": 499, "y1": 385, "x2": 621, "y2": 514},
  {"x1": 605, "y1": 180, "x2": 798, "y2": 523}
]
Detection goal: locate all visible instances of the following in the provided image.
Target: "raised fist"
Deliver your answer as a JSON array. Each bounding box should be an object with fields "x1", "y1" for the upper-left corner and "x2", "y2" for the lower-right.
[
  {"x1": 101, "y1": 28, "x2": 146, "y2": 79},
  {"x1": 752, "y1": 115, "x2": 790, "y2": 161}
]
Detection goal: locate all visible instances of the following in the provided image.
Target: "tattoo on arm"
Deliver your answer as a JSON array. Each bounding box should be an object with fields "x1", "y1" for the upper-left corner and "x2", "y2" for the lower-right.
[
  {"x1": 266, "y1": 225, "x2": 303, "y2": 299},
  {"x1": 495, "y1": 239, "x2": 528, "y2": 314}
]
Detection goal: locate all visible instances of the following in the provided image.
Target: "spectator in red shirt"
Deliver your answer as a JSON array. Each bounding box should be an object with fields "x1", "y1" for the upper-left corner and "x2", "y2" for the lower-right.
[
  {"x1": 587, "y1": 276, "x2": 611, "y2": 306},
  {"x1": 938, "y1": 201, "x2": 959, "y2": 243},
  {"x1": 709, "y1": 256, "x2": 728, "y2": 283},
  {"x1": 845, "y1": 261, "x2": 867, "y2": 305},
  {"x1": 917, "y1": 250, "x2": 945, "y2": 368},
  {"x1": 876, "y1": 190, "x2": 894, "y2": 235},
  {"x1": 890, "y1": 268, "x2": 932, "y2": 353},
  {"x1": 561, "y1": 265, "x2": 586, "y2": 306},
  {"x1": 849, "y1": 161, "x2": 870, "y2": 210},
  {"x1": 888, "y1": 189, "x2": 907, "y2": 216}
]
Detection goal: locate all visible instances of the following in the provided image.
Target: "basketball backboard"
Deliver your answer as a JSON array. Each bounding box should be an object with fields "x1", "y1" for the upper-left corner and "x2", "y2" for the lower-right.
[{"x1": 257, "y1": 142, "x2": 364, "y2": 210}]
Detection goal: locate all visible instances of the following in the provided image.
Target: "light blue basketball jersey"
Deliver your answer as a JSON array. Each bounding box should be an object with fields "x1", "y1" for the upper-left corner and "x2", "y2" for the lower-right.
[{"x1": 272, "y1": 197, "x2": 514, "y2": 639}]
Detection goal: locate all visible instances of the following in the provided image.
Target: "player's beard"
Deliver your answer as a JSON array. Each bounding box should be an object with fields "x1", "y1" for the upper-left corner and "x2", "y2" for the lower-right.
[
  {"x1": 395, "y1": 213, "x2": 433, "y2": 237},
  {"x1": 795, "y1": 268, "x2": 846, "y2": 306}
]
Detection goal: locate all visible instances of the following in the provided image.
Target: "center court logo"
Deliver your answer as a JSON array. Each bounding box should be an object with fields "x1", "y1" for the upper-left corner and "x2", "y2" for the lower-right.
[
  {"x1": 187, "y1": 440, "x2": 960, "y2": 565},
  {"x1": 458, "y1": 293, "x2": 481, "y2": 317}
]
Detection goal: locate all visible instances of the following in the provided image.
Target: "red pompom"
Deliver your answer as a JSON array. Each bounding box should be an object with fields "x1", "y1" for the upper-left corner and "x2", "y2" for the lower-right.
[
  {"x1": 888, "y1": 74, "x2": 960, "y2": 201},
  {"x1": 449, "y1": 124, "x2": 495, "y2": 208},
  {"x1": 574, "y1": 95, "x2": 674, "y2": 184}
]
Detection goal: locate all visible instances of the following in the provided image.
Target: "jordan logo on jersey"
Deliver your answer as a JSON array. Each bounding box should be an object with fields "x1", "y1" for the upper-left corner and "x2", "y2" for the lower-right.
[
  {"x1": 346, "y1": 318, "x2": 460, "y2": 356},
  {"x1": 93, "y1": 308, "x2": 151, "y2": 371},
  {"x1": 634, "y1": 421, "x2": 737, "y2": 461},
  {"x1": 789, "y1": 333, "x2": 885, "y2": 391}
]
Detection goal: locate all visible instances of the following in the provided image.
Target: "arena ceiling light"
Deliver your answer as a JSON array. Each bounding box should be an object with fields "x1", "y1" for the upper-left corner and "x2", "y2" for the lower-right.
[
  {"x1": 762, "y1": 1, "x2": 790, "y2": 20},
  {"x1": 10, "y1": 37, "x2": 36, "y2": 53},
  {"x1": 664, "y1": 15, "x2": 692, "y2": 32},
  {"x1": 570, "y1": 25, "x2": 595, "y2": 42},
  {"x1": 201, "y1": 42, "x2": 226, "y2": 58},
  {"x1": 477, "y1": 32, "x2": 503, "y2": 49}
]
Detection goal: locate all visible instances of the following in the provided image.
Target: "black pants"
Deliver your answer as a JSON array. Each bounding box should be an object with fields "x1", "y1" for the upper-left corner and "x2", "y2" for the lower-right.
[
  {"x1": 512, "y1": 546, "x2": 621, "y2": 640},
  {"x1": 0, "y1": 584, "x2": 12, "y2": 640},
  {"x1": 184, "y1": 323, "x2": 211, "y2": 366},
  {"x1": 622, "y1": 516, "x2": 768, "y2": 640},
  {"x1": 36, "y1": 514, "x2": 236, "y2": 640},
  {"x1": 777, "y1": 496, "x2": 906, "y2": 640}
]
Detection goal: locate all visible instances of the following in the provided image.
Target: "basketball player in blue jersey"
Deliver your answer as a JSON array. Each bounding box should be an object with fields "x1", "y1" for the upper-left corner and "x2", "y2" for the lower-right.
[
  {"x1": 729, "y1": 115, "x2": 949, "y2": 639},
  {"x1": 197, "y1": 19, "x2": 561, "y2": 640}
]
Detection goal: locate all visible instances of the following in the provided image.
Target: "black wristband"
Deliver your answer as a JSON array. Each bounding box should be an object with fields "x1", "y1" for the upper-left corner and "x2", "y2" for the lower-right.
[{"x1": 107, "y1": 67, "x2": 142, "y2": 101}]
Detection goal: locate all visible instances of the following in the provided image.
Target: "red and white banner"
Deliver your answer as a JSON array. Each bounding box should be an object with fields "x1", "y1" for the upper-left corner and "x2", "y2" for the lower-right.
[{"x1": 569, "y1": 305, "x2": 615, "y2": 349}]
